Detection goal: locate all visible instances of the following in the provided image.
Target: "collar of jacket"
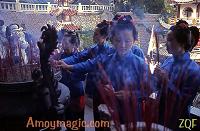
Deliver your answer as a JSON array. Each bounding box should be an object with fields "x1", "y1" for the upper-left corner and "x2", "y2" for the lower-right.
[{"x1": 173, "y1": 52, "x2": 190, "y2": 62}]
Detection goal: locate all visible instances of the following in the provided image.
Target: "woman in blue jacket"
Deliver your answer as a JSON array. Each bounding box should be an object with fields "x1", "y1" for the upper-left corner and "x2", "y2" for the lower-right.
[
  {"x1": 62, "y1": 19, "x2": 145, "y2": 98},
  {"x1": 62, "y1": 20, "x2": 114, "y2": 98},
  {"x1": 61, "y1": 21, "x2": 114, "y2": 131},
  {"x1": 58, "y1": 30, "x2": 85, "y2": 131},
  {"x1": 56, "y1": 16, "x2": 153, "y2": 128},
  {"x1": 154, "y1": 20, "x2": 200, "y2": 129}
]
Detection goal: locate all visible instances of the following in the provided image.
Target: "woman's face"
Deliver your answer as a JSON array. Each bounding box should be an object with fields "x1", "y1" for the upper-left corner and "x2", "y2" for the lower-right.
[
  {"x1": 112, "y1": 29, "x2": 134, "y2": 56},
  {"x1": 62, "y1": 36, "x2": 76, "y2": 54},
  {"x1": 93, "y1": 28, "x2": 106, "y2": 45},
  {"x1": 166, "y1": 31, "x2": 184, "y2": 55}
]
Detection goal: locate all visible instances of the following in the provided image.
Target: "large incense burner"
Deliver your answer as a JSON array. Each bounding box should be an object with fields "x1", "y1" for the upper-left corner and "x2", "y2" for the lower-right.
[{"x1": 0, "y1": 24, "x2": 67, "y2": 130}]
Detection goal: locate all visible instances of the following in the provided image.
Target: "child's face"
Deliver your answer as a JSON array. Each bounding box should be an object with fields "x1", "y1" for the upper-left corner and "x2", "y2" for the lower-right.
[
  {"x1": 112, "y1": 29, "x2": 134, "y2": 56},
  {"x1": 62, "y1": 36, "x2": 77, "y2": 54}
]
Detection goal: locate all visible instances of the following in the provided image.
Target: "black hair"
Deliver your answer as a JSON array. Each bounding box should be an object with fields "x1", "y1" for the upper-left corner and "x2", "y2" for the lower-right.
[
  {"x1": 176, "y1": 20, "x2": 189, "y2": 26},
  {"x1": 21, "y1": 23, "x2": 26, "y2": 31},
  {"x1": 112, "y1": 14, "x2": 121, "y2": 21},
  {"x1": 96, "y1": 20, "x2": 110, "y2": 38},
  {"x1": 170, "y1": 20, "x2": 199, "y2": 51},
  {"x1": 5, "y1": 26, "x2": 11, "y2": 40},
  {"x1": 111, "y1": 15, "x2": 138, "y2": 40},
  {"x1": 63, "y1": 30, "x2": 80, "y2": 47}
]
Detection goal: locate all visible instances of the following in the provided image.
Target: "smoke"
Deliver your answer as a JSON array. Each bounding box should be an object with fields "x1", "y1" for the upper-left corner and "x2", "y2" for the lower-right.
[{"x1": 133, "y1": 5, "x2": 145, "y2": 20}]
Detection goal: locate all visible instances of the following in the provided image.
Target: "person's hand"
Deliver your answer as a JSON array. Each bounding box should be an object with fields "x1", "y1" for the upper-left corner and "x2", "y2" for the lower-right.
[
  {"x1": 49, "y1": 49, "x2": 61, "y2": 61},
  {"x1": 104, "y1": 84, "x2": 115, "y2": 96},
  {"x1": 115, "y1": 90, "x2": 130, "y2": 100},
  {"x1": 56, "y1": 60, "x2": 71, "y2": 70},
  {"x1": 50, "y1": 59, "x2": 58, "y2": 68},
  {"x1": 154, "y1": 65, "x2": 168, "y2": 82}
]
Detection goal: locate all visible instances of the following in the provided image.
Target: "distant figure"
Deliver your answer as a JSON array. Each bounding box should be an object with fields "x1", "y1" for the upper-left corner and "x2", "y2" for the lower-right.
[
  {"x1": 6, "y1": 24, "x2": 29, "y2": 65},
  {"x1": 0, "y1": 20, "x2": 6, "y2": 37},
  {"x1": 0, "y1": 32, "x2": 8, "y2": 59},
  {"x1": 0, "y1": 20, "x2": 8, "y2": 59},
  {"x1": 21, "y1": 23, "x2": 38, "y2": 63}
]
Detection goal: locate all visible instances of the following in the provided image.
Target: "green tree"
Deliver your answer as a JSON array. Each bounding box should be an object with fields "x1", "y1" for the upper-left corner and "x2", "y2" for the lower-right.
[
  {"x1": 163, "y1": 2, "x2": 176, "y2": 16},
  {"x1": 114, "y1": 0, "x2": 166, "y2": 15},
  {"x1": 144, "y1": 0, "x2": 165, "y2": 14},
  {"x1": 114, "y1": 0, "x2": 132, "y2": 12}
]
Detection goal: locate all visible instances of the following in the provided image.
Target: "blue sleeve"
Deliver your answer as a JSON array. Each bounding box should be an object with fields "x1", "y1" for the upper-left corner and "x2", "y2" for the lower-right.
[
  {"x1": 71, "y1": 55, "x2": 104, "y2": 74},
  {"x1": 131, "y1": 45, "x2": 145, "y2": 59},
  {"x1": 161, "y1": 64, "x2": 200, "y2": 100},
  {"x1": 62, "y1": 49, "x2": 91, "y2": 64}
]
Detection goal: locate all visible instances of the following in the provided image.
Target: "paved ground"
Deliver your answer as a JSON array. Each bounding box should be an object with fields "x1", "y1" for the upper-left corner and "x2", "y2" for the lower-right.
[
  {"x1": 84, "y1": 97, "x2": 95, "y2": 131},
  {"x1": 84, "y1": 105, "x2": 95, "y2": 131}
]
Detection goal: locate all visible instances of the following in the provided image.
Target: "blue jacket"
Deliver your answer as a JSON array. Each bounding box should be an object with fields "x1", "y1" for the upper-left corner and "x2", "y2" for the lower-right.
[
  {"x1": 69, "y1": 50, "x2": 152, "y2": 121},
  {"x1": 157, "y1": 52, "x2": 200, "y2": 126},
  {"x1": 62, "y1": 42, "x2": 114, "y2": 97},
  {"x1": 62, "y1": 43, "x2": 145, "y2": 97},
  {"x1": 59, "y1": 53, "x2": 85, "y2": 98},
  {"x1": 62, "y1": 44, "x2": 144, "y2": 64},
  {"x1": 62, "y1": 42, "x2": 114, "y2": 64},
  {"x1": 131, "y1": 45, "x2": 145, "y2": 59},
  {"x1": 70, "y1": 50, "x2": 152, "y2": 98}
]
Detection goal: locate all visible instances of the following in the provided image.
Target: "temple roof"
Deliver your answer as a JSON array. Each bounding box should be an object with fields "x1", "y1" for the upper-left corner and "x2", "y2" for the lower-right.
[
  {"x1": 50, "y1": 8, "x2": 77, "y2": 16},
  {"x1": 63, "y1": 24, "x2": 80, "y2": 30}
]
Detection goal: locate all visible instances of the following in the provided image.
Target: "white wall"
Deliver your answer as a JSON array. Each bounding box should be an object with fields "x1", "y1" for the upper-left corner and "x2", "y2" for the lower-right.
[{"x1": 179, "y1": 3, "x2": 198, "y2": 19}]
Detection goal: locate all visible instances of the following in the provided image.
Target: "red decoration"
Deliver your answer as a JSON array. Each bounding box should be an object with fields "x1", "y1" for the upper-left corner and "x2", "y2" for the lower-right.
[
  {"x1": 62, "y1": 9, "x2": 77, "y2": 16},
  {"x1": 63, "y1": 24, "x2": 80, "y2": 31}
]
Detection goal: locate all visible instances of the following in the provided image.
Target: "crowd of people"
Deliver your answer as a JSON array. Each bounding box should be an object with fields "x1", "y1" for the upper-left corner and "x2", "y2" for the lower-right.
[
  {"x1": 0, "y1": 20, "x2": 38, "y2": 66},
  {"x1": 48, "y1": 15, "x2": 200, "y2": 130},
  {"x1": 1, "y1": 14, "x2": 200, "y2": 130}
]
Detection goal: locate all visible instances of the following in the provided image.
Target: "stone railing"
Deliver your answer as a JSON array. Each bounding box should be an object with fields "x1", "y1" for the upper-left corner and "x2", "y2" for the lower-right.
[
  {"x1": 20, "y1": 2, "x2": 57, "y2": 12},
  {"x1": 76, "y1": 3, "x2": 114, "y2": 13},
  {"x1": 0, "y1": 1, "x2": 17, "y2": 11},
  {"x1": 0, "y1": 1, "x2": 114, "y2": 13}
]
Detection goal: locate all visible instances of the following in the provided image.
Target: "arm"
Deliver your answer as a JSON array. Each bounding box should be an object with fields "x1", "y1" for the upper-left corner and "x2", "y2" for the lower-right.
[
  {"x1": 62, "y1": 47, "x2": 94, "y2": 64},
  {"x1": 71, "y1": 57, "x2": 98, "y2": 73},
  {"x1": 58, "y1": 54, "x2": 104, "y2": 74}
]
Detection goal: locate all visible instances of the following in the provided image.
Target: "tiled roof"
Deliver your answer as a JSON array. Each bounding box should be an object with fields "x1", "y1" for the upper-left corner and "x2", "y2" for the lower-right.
[
  {"x1": 50, "y1": 8, "x2": 77, "y2": 16},
  {"x1": 63, "y1": 24, "x2": 80, "y2": 30}
]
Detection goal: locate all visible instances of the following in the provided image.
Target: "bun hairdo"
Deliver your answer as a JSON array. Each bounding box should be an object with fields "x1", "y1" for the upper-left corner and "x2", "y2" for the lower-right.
[{"x1": 170, "y1": 20, "x2": 199, "y2": 51}]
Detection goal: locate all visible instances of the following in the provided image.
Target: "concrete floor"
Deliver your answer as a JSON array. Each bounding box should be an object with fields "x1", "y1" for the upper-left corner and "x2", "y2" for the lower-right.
[{"x1": 84, "y1": 104, "x2": 95, "y2": 131}]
